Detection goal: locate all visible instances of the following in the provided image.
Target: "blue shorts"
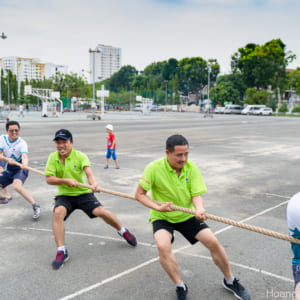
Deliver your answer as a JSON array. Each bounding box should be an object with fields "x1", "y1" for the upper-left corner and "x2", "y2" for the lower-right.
[
  {"x1": 293, "y1": 264, "x2": 300, "y2": 287},
  {"x1": 106, "y1": 148, "x2": 117, "y2": 160},
  {"x1": 152, "y1": 217, "x2": 209, "y2": 245},
  {"x1": 54, "y1": 193, "x2": 102, "y2": 220},
  {"x1": 0, "y1": 169, "x2": 29, "y2": 188}
]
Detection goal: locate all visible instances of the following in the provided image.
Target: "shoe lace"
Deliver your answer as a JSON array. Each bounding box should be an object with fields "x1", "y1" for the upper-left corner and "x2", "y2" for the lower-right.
[
  {"x1": 124, "y1": 231, "x2": 132, "y2": 240},
  {"x1": 55, "y1": 251, "x2": 65, "y2": 262},
  {"x1": 233, "y1": 279, "x2": 244, "y2": 292}
]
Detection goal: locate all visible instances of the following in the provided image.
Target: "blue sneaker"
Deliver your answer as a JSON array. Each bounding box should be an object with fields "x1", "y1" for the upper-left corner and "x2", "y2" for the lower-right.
[
  {"x1": 223, "y1": 278, "x2": 251, "y2": 300},
  {"x1": 52, "y1": 250, "x2": 69, "y2": 270},
  {"x1": 0, "y1": 197, "x2": 8, "y2": 204}
]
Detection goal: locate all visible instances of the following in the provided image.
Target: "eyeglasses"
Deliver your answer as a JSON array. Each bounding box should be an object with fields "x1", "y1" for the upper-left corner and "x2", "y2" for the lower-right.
[{"x1": 8, "y1": 129, "x2": 19, "y2": 133}]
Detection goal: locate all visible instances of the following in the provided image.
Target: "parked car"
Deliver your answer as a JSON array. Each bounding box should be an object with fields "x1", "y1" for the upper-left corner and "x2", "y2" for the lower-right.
[
  {"x1": 214, "y1": 106, "x2": 225, "y2": 114},
  {"x1": 133, "y1": 104, "x2": 143, "y2": 112},
  {"x1": 224, "y1": 105, "x2": 243, "y2": 114},
  {"x1": 241, "y1": 105, "x2": 266, "y2": 115},
  {"x1": 255, "y1": 107, "x2": 273, "y2": 116}
]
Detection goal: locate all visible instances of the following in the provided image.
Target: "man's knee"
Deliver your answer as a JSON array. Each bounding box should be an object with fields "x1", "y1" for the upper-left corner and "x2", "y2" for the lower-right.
[
  {"x1": 53, "y1": 206, "x2": 67, "y2": 220},
  {"x1": 12, "y1": 181, "x2": 23, "y2": 192},
  {"x1": 93, "y1": 206, "x2": 109, "y2": 218}
]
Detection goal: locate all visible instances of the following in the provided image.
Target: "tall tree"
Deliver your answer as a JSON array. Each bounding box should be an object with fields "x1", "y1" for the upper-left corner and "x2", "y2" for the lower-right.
[{"x1": 231, "y1": 39, "x2": 295, "y2": 90}]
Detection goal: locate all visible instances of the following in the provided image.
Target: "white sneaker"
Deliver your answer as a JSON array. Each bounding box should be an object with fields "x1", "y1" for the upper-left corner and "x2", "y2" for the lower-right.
[{"x1": 32, "y1": 204, "x2": 41, "y2": 220}]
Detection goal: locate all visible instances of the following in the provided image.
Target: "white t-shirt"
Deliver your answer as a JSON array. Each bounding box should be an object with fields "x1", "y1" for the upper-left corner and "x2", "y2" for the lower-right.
[
  {"x1": 0, "y1": 134, "x2": 28, "y2": 171},
  {"x1": 287, "y1": 192, "x2": 300, "y2": 265}
]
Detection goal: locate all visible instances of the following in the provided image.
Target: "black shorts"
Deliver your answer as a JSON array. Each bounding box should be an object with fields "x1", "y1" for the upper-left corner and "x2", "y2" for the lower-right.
[
  {"x1": 54, "y1": 193, "x2": 102, "y2": 220},
  {"x1": 152, "y1": 217, "x2": 209, "y2": 245}
]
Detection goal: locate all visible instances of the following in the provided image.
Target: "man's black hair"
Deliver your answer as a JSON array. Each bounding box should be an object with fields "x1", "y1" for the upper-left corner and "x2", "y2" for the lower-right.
[
  {"x1": 6, "y1": 120, "x2": 20, "y2": 131},
  {"x1": 166, "y1": 134, "x2": 189, "y2": 152}
]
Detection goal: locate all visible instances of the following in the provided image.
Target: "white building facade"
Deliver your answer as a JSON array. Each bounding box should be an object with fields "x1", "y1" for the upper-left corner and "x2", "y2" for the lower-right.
[
  {"x1": 0, "y1": 56, "x2": 68, "y2": 83},
  {"x1": 89, "y1": 44, "x2": 121, "y2": 83}
]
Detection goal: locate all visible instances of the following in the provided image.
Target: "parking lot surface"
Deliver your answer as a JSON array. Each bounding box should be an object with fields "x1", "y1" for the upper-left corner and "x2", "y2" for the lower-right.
[{"x1": 0, "y1": 111, "x2": 298, "y2": 299}]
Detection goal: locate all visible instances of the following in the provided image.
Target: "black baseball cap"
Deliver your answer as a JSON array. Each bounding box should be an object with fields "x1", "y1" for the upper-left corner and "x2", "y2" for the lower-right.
[{"x1": 53, "y1": 129, "x2": 73, "y2": 141}]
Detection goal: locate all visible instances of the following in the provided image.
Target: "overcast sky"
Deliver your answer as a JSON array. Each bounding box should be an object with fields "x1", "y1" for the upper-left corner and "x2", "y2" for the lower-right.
[{"x1": 1, "y1": 0, "x2": 300, "y2": 78}]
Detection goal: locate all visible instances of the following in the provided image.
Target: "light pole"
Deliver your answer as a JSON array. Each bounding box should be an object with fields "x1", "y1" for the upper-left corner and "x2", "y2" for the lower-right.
[
  {"x1": 6, "y1": 70, "x2": 10, "y2": 110},
  {"x1": 129, "y1": 82, "x2": 132, "y2": 111},
  {"x1": 164, "y1": 80, "x2": 168, "y2": 112},
  {"x1": 89, "y1": 48, "x2": 100, "y2": 109},
  {"x1": 207, "y1": 62, "x2": 211, "y2": 101},
  {"x1": 0, "y1": 32, "x2": 7, "y2": 102}
]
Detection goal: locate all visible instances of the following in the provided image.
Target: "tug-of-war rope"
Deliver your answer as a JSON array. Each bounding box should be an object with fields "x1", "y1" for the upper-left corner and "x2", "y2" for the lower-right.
[{"x1": 13, "y1": 161, "x2": 300, "y2": 245}]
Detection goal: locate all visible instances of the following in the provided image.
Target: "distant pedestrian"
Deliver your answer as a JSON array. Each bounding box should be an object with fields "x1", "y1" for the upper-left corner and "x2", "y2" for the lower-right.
[
  {"x1": 25, "y1": 104, "x2": 29, "y2": 113},
  {"x1": 104, "y1": 124, "x2": 120, "y2": 169},
  {"x1": 19, "y1": 104, "x2": 24, "y2": 117}
]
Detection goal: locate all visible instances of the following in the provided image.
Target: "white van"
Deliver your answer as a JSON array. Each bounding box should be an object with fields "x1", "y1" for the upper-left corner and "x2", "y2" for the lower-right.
[{"x1": 241, "y1": 105, "x2": 266, "y2": 115}]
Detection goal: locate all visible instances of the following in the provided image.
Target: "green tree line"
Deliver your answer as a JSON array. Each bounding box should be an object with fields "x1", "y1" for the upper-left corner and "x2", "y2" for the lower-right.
[{"x1": 1, "y1": 38, "x2": 299, "y2": 110}]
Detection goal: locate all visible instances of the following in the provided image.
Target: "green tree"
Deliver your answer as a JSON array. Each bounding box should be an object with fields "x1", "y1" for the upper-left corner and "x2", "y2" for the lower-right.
[
  {"x1": 245, "y1": 88, "x2": 271, "y2": 105},
  {"x1": 231, "y1": 39, "x2": 295, "y2": 90}
]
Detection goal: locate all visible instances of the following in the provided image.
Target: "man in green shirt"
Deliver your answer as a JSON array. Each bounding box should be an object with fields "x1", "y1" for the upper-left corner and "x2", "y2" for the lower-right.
[
  {"x1": 45, "y1": 129, "x2": 137, "y2": 270},
  {"x1": 135, "y1": 134, "x2": 250, "y2": 300}
]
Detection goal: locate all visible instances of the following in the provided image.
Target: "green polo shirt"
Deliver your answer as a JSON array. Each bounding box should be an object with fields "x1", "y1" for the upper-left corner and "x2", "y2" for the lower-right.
[
  {"x1": 44, "y1": 148, "x2": 92, "y2": 196},
  {"x1": 139, "y1": 157, "x2": 207, "y2": 223}
]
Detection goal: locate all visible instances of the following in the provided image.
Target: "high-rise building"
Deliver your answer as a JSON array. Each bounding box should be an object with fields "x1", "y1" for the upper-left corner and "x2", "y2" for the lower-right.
[
  {"x1": 89, "y1": 44, "x2": 121, "y2": 83},
  {"x1": 0, "y1": 56, "x2": 68, "y2": 83}
]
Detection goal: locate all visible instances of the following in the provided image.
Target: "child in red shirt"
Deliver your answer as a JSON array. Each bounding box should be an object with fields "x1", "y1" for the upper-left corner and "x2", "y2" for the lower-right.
[{"x1": 104, "y1": 124, "x2": 120, "y2": 169}]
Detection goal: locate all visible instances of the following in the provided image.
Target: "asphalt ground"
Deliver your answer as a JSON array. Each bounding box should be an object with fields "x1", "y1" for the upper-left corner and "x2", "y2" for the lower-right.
[{"x1": 0, "y1": 111, "x2": 299, "y2": 300}]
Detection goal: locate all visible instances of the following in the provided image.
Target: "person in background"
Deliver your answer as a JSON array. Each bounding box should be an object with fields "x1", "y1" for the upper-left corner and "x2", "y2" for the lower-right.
[{"x1": 104, "y1": 124, "x2": 120, "y2": 169}]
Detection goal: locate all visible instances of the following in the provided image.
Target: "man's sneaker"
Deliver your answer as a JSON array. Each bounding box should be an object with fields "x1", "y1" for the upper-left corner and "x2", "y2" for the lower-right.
[
  {"x1": 176, "y1": 284, "x2": 188, "y2": 300},
  {"x1": 119, "y1": 228, "x2": 137, "y2": 246},
  {"x1": 52, "y1": 250, "x2": 69, "y2": 270},
  {"x1": 32, "y1": 204, "x2": 41, "y2": 220},
  {"x1": 104, "y1": 165, "x2": 109, "y2": 169},
  {"x1": 116, "y1": 165, "x2": 120, "y2": 169},
  {"x1": 223, "y1": 278, "x2": 251, "y2": 300},
  {"x1": 0, "y1": 197, "x2": 8, "y2": 204}
]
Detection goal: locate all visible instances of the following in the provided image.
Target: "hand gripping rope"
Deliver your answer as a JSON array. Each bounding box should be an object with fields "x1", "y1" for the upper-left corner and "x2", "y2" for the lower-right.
[{"x1": 10, "y1": 161, "x2": 300, "y2": 245}]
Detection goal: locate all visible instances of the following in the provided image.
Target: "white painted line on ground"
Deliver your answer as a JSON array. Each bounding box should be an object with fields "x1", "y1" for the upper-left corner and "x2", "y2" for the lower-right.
[
  {"x1": 2, "y1": 195, "x2": 291, "y2": 299},
  {"x1": 59, "y1": 256, "x2": 160, "y2": 300},
  {"x1": 185, "y1": 254, "x2": 293, "y2": 283},
  {"x1": 2, "y1": 227, "x2": 154, "y2": 248}
]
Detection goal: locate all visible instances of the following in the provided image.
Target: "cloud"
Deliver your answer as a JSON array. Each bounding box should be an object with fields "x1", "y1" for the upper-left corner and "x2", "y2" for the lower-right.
[{"x1": 0, "y1": 0, "x2": 299, "y2": 76}]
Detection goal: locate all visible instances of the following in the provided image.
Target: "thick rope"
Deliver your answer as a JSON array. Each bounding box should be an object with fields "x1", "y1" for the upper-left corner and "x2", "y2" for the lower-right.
[{"x1": 11, "y1": 161, "x2": 300, "y2": 245}]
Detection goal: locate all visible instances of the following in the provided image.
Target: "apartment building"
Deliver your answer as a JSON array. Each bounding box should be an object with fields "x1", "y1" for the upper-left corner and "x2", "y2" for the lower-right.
[
  {"x1": 0, "y1": 56, "x2": 68, "y2": 83},
  {"x1": 89, "y1": 44, "x2": 121, "y2": 83}
]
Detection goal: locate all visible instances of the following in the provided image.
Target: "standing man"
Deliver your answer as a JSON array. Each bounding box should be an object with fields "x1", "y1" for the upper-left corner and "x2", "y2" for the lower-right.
[
  {"x1": 45, "y1": 129, "x2": 137, "y2": 270},
  {"x1": 135, "y1": 134, "x2": 250, "y2": 300},
  {"x1": 0, "y1": 120, "x2": 40, "y2": 219}
]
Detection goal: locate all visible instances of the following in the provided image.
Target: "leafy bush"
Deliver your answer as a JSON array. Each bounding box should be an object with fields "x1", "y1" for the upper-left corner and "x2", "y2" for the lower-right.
[
  {"x1": 292, "y1": 105, "x2": 300, "y2": 113},
  {"x1": 278, "y1": 102, "x2": 288, "y2": 112}
]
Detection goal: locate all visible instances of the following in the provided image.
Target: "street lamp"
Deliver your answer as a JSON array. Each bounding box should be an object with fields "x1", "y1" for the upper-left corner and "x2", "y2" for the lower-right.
[
  {"x1": 0, "y1": 32, "x2": 7, "y2": 102},
  {"x1": 129, "y1": 82, "x2": 132, "y2": 111},
  {"x1": 89, "y1": 48, "x2": 100, "y2": 109},
  {"x1": 207, "y1": 62, "x2": 211, "y2": 101},
  {"x1": 5, "y1": 70, "x2": 10, "y2": 110},
  {"x1": 164, "y1": 80, "x2": 168, "y2": 111}
]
